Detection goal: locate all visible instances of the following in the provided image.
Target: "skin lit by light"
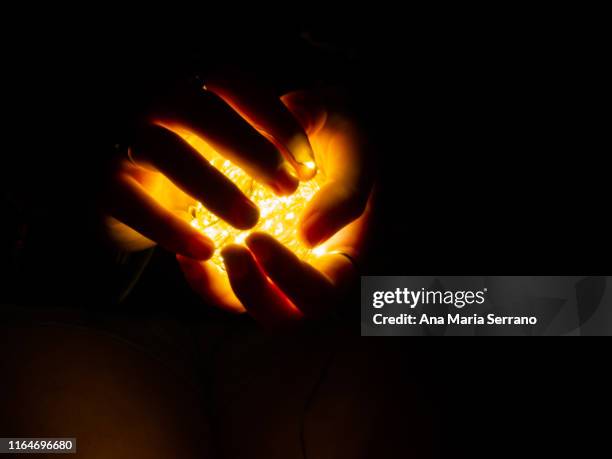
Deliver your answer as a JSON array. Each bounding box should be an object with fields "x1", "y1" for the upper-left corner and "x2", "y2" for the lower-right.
[
  {"x1": 183, "y1": 134, "x2": 327, "y2": 271},
  {"x1": 303, "y1": 161, "x2": 316, "y2": 170}
]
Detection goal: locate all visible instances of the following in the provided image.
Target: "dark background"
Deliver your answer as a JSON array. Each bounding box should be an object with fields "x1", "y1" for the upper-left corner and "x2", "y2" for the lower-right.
[{"x1": 1, "y1": 8, "x2": 609, "y2": 458}]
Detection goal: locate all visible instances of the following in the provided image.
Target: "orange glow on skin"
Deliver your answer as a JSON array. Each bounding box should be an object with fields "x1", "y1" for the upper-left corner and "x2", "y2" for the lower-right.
[{"x1": 180, "y1": 132, "x2": 327, "y2": 270}]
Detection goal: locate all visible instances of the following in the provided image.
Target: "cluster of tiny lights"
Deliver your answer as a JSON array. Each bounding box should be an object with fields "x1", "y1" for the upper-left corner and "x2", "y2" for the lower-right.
[{"x1": 187, "y1": 147, "x2": 326, "y2": 271}]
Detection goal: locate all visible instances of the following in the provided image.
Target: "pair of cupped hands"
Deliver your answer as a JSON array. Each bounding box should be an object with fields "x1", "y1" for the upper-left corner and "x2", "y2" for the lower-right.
[{"x1": 104, "y1": 73, "x2": 372, "y2": 328}]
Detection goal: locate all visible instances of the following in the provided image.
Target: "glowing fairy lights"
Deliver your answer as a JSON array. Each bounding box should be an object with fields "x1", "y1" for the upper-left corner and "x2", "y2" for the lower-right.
[{"x1": 185, "y1": 139, "x2": 326, "y2": 271}]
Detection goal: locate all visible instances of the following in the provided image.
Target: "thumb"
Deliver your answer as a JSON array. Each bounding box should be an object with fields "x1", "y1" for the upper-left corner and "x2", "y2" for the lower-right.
[{"x1": 299, "y1": 180, "x2": 368, "y2": 247}]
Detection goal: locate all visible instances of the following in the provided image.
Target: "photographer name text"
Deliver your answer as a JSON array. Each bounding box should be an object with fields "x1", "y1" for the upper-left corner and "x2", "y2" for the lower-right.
[{"x1": 371, "y1": 288, "x2": 538, "y2": 326}]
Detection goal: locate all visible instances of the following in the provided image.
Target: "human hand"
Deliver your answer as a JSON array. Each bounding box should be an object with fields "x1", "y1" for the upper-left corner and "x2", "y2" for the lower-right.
[
  {"x1": 102, "y1": 75, "x2": 317, "y2": 260},
  {"x1": 178, "y1": 90, "x2": 373, "y2": 326}
]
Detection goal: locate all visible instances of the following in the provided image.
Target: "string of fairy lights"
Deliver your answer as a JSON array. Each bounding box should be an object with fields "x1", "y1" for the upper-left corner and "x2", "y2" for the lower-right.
[{"x1": 183, "y1": 134, "x2": 327, "y2": 271}]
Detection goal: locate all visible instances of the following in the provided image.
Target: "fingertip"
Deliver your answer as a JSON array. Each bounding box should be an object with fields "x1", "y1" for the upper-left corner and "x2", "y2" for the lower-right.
[
  {"x1": 232, "y1": 198, "x2": 260, "y2": 229},
  {"x1": 269, "y1": 162, "x2": 299, "y2": 196},
  {"x1": 188, "y1": 233, "x2": 215, "y2": 260},
  {"x1": 245, "y1": 231, "x2": 274, "y2": 247},
  {"x1": 244, "y1": 200, "x2": 261, "y2": 228},
  {"x1": 221, "y1": 244, "x2": 252, "y2": 279},
  {"x1": 220, "y1": 243, "x2": 246, "y2": 257},
  {"x1": 297, "y1": 161, "x2": 318, "y2": 181},
  {"x1": 285, "y1": 134, "x2": 317, "y2": 181},
  {"x1": 245, "y1": 232, "x2": 276, "y2": 262}
]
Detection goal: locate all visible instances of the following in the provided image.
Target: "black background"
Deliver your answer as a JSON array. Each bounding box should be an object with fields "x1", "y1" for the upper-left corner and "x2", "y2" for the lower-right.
[{"x1": 1, "y1": 7, "x2": 609, "y2": 457}]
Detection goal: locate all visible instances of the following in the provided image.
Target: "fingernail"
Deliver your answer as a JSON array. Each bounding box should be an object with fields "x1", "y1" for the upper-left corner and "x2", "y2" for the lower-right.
[
  {"x1": 221, "y1": 245, "x2": 249, "y2": 279},
  {"x1": 191, "y1": 234, "x2": 215, "y2": 259},
  {"x1": 286, "y1": 135, "x2": 317, "y2": 180}
]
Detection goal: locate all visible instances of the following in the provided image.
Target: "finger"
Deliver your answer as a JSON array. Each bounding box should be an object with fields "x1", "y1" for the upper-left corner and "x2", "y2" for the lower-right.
[
  {"x1": 176, "y1": 255, "x2": 245, "y2": 314},
  {"x1": 221, "y1": 244, "x2": 302, "y2": 328},
  {"x1": 246, "y1": 232, "x2": 334, "y2": 318},
  {"x1": 131, "y1": 124, "x2": 259, "y2": 229},
  {"x1": 206, "y1": 77, "x2": 317, "y2": 180},
  {"x1": 299, "y1": 181, "x2": 368, "y2": 247},
  {"x1": 280, "y1": 90, "x2": 328, "y2": 138},
  {"x1": 105, "y1": 171, "x2": 214, "y2": 260},
  {"x1": 299, "y1": 118, "x2": 372, "y2": 247},
  {"x1": 153, "y1": 86, "x2": 298, "y2": 195}
]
